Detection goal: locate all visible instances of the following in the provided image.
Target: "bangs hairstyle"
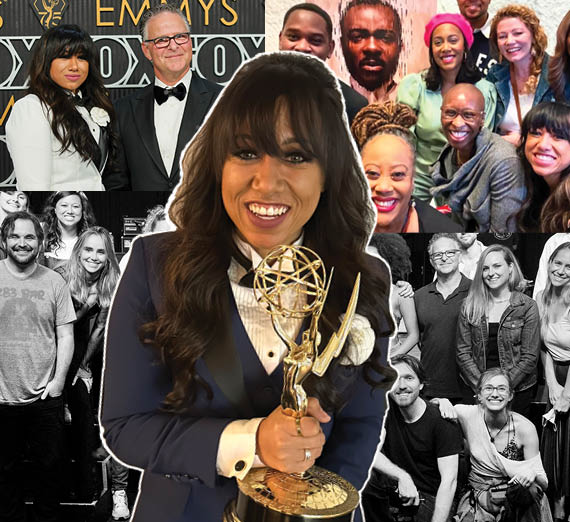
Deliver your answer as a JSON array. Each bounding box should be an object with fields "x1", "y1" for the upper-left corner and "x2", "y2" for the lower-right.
[
  {"x1": 539, "y1": 242, "x2": 570, "y2": 337},
  {"x1": 142, "y1": 52, "x2": 394, "y2": 414},
  {"x1": 462, "y1": 245, "x2": 525, "y2": 324},
  {"x1": 42, "y1": 191, "x2": 96, "y2": 254},
  {"x1": 63, "y1": 227, "x2": 120, "y2": 308},
  {"x1": 27, "y1": 24, "x2": 117, "y2": 165},
  {"x1": 517, "y1": 102, "x2": 570, "y2": 232}
]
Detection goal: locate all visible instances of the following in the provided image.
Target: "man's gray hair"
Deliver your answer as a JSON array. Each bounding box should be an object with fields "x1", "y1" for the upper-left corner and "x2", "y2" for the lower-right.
[{"x1": 140, "y1": 3, "x2": 191, "y2": 41}]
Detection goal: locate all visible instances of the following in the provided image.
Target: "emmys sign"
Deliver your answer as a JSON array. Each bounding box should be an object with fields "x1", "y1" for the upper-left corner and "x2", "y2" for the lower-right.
[{"x1": 225, "y1": 245, "x2": 361, "y2": 522}]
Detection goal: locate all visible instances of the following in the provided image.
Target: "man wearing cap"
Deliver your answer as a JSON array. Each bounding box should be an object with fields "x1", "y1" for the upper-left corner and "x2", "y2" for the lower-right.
[
  {"x1": 456, "y1": 0, "x2": 497, "y2": 76},
  {"x1": 278, "y1": 2, "x2": 368, "y2": 123}
]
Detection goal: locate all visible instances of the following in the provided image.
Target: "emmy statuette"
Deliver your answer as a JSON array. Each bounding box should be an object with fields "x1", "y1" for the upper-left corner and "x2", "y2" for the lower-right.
[{"x1": 224, "y1": 245, "x2": 361, "y2": 522}]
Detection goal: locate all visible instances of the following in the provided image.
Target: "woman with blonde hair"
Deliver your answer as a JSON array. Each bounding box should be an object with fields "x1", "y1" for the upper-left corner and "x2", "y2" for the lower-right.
[
  {"x1": 536, "y1": 242, "x2": 570, "y2": 522},
  {"x1": 456, "y1": 244, "x2": 540, "y2": 417},
  {"x1": 548, "y1": 10, "x2": 570, "y2": 102},
  {"x1": 488, "y1": 4, "x2": 554, "y2": 145}
]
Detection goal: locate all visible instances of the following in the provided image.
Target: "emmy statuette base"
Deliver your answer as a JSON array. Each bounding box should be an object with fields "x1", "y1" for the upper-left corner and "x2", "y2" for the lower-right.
[{"x1": 223, "y1": 466, "x2": 358, "y2": 522}]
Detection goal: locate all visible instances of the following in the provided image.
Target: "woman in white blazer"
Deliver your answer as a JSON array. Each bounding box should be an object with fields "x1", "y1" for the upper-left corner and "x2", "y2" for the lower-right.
[{"x1": 6, "y1": 25, "x2": 116, "y2": 190}]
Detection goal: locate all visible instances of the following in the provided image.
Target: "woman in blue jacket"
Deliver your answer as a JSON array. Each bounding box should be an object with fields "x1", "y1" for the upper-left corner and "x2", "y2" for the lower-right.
[
  {"x1": 487, "y1": 5, "x2": 554, "y2": 145},
  {"x1": 456, "y1": 244, "x2": 540, "y2": 418},
  {"x1": 101, "y1": 52, "x2": 395, "y2": 522}
]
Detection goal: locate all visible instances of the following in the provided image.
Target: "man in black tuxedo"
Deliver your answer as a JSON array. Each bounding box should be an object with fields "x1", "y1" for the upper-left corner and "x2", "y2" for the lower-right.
[
  {"x1": 105, "y1": 4, "x2": 222, "y2": 191},
  {"x1": 278, "y1": 3, "x2": 367, "y2": 124}
]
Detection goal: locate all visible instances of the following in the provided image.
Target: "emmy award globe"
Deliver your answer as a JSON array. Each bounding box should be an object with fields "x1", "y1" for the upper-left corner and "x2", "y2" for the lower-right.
[{"x1": 224, "y1": 245, "x2": 361, "y2": 522}]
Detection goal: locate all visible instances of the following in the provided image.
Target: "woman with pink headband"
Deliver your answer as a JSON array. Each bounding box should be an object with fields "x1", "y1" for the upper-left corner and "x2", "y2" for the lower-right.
[{"x1": 397, "y1": 13, "x2": 496, "y2": 201}]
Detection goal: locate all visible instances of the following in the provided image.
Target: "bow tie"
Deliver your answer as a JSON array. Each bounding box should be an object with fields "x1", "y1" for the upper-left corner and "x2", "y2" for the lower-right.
[{"x1": 154, "y1": 83, "x2": 186, "y2": 105}]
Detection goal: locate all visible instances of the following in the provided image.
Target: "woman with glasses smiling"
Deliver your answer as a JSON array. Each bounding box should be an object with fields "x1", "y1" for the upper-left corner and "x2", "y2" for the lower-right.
[
  {"x1": 536, "y1": 242, "x2": 570, "y2": 522},
  {"x1": 434, "y1": 368, "x2": 551, "y2": 521},
  {"x1": 456, "y1": 245, "x2": 540, "y2": 417}
]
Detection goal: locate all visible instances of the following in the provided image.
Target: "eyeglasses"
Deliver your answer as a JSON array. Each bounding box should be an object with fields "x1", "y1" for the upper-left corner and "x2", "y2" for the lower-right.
[
  {"x1": 481, "y1": 384, "x2": 510, "y2": 395},
  {"x1": 144, "y1": 32, "x2": 191, "y2": 49},
  {"x1": 430, "y1": 249, "x2": 460, "y2": 261},
  {"x1": 441, "y1": 109, "x2": 484, "y2": 122}
]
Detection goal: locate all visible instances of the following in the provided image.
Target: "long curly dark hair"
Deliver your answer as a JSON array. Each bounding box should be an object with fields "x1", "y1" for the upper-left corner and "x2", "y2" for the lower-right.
[
  {"x1": 424, "y1": 34, "x2": 481, "y2": 91},
  {"x1": 27, "y1": 24, "x2": 117, "y2": 167},
  {"x1": 42, "y1": 191, "x2": 96, "y2": 254},
  {"x1": 141, "y1": 52, "x2": 396, "y2": 414},
  {"x1": 516, "y1": 102, "x2": 570, "y2": 232}
]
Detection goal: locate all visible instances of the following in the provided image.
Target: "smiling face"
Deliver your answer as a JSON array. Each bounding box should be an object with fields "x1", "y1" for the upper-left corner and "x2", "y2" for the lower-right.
[
  {"x1": 478, "y1": 374, "x2": 513, "y2": 412},
  {"x1": 456, "y1": 232, "x2": 478, "y2": 248},
  {"x1": 457, "y1": 0, "x2": 491, "y2": 27},
  {"x1": 432, "y1": 23, "x2": 465, "y2": 75},
  {"x1": 391, "y1": 361, "x2": 424, "y2": 408},
  {"x1": 49, "y1": 53, "x2": 89, "y2": 94},
  {"x1": 141, "y1": 12, "x2": 192, "y2": 85},
  {"x1": 80, "y1": 234, "x2": 107, "y2": 274},
  {"x1": 341, "y1": 4, "x2": 400, "y2": 91},
  {"x1": 429, "y1": 237, "x2": 461, "y2": 276},
  {"x1": 496, "y1": 17, "x2": 533, "y2": 66},
  {"x1": 441, "y1": 85, "x2": 485, "y2": 157},
  {"x1": 0, "y1": 191, "x2": 28, "y2": 215},
  {"x1": 55, "y1": 194, "x2": 83, "y2": 230},
  {"x1": 5, "y1": 218, "x2": 40, "y2": 268},
  {"x1": 482, "y1": 250, "x2": 512, "y2": 292},
  {"x1": 548, "y1": 247, "x2": 570, "y2": 288},
  {"x1": 279, "y1": 9, "x2": 334, "y2": 62},
  {"x1": 524, "y1": 128, "x2": 570, "y2": 188},
  {"x1": 361, "y1": 133, "x2": 414, "y2": 233},
  {"x1": 221, "y1": 112, "x2": 324, "y2": 258}
]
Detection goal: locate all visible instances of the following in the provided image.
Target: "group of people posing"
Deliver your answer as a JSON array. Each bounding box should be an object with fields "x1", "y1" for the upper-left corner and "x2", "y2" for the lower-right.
[
  {"x1": 5, "y1": 2, "x2": 570, "y2": 234},
  {"x1": 365, "y1": 232, "x2": 570, "y2": 522},
  {"x1": 0, "y1": 190, "x2": 171, "y2": 521}
]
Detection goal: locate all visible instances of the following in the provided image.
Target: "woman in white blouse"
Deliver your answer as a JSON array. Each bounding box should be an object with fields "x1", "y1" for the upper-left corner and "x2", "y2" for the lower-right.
[{"x1": 6, "y1": 25, "x2": 115, "y2": 190}]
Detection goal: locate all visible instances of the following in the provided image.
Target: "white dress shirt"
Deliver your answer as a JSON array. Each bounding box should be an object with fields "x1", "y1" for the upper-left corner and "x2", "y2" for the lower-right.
[
  {"x1": 216, "y1": 236, "x2": 375, "y2": 479},
  {"x1": 154, "y1": 69, "x2": 192, "y2": 176}
]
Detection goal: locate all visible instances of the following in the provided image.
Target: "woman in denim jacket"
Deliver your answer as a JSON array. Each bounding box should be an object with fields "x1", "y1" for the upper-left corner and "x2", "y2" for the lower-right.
[{"x1": 457, "y1": 245, "x2": 540, "y2": 417}]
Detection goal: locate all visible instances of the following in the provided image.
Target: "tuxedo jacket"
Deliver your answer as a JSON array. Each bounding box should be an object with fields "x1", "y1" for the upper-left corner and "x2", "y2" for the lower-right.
[
  {"x1": 105, "y1": 75, "x2": 222, "y2": 191},
  {"x1": 101, "y1": 233, "x2": 390, "y2": 522}
]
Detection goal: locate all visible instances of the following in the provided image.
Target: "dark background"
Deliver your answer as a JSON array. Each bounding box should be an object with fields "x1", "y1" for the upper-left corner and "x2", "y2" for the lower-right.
[{"x1": 0, "y1": 0, "x2": 265, "y2": 184}]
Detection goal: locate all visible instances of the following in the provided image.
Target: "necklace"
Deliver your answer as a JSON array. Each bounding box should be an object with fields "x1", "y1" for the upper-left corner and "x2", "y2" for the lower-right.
[{"x1": 485, "y1": 414, "x2": 510, "y2": 443}]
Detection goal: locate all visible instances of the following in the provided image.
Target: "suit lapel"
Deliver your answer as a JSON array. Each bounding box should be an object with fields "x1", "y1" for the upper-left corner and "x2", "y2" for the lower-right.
[
  {"x1": 171, "y1": 76, "x2": 213, "y2": 182},
  {"x1": 133, "y1": 86, "x2": 168, "y2": 179}
]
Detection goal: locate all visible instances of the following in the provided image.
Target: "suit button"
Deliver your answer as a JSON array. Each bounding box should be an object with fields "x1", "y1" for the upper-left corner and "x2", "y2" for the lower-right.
[{"x1": 235, "y1": 460, "x2": 245, "y2": 472}]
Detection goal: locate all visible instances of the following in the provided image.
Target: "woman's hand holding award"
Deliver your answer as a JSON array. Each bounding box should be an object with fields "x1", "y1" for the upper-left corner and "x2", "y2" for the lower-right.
[{"x1": 225, "y1": 245, "x2": 361, "y2": 522}]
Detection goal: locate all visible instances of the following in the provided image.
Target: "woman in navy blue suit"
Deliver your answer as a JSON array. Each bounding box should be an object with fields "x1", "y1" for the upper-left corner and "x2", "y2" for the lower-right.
[{"x1": 101, "y1": 52, "x2": 395, "y2": 522}]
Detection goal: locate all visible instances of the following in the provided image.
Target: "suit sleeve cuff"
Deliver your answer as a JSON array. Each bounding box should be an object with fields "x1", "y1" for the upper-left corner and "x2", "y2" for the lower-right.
[{"x1": 216, "y1": 417, "x2": 264, "y2": 479}]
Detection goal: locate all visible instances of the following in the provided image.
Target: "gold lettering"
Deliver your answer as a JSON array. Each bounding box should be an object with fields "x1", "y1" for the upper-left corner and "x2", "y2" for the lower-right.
[
  {"x1": 197, "y1": 0, "x2": 215, "y2": 26},
  {"x1": 0, "y1": 96, "x2": 14, "y2": 127},
  {"x1": 119, "y1": 0, "x2": 150, "y2": 26},
  {"x1": 178, "y1": 0, "x2": 191, "y2": 26},
  {"x1": 221, "y1": 0, "x2": 238, "y2": 27},
  {"x1": 96, "y1": 0, "x2": 114, "y2": 27}
]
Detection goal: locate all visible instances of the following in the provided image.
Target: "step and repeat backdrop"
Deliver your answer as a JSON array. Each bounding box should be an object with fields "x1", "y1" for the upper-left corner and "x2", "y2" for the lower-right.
[{"x1": 0, "y1": 0, "x2": 265, "y2": 185}]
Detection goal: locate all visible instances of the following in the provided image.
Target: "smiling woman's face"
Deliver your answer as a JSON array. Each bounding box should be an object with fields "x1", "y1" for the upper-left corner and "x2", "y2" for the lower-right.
[
  {"x1": 361, "y1": 133, "x2": 414, "y2": 233},
  {"x1": 221, "y1": 112, "x2": 324, "y2": 258},
  {"x1": 524, "y1": 128, "x2": 570, "y2": 188}
]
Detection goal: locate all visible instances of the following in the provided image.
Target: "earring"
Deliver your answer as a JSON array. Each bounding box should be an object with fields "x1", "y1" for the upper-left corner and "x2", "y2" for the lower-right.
[{"x1": 463, "y1": 51, "x2": 467, "y2": 62}]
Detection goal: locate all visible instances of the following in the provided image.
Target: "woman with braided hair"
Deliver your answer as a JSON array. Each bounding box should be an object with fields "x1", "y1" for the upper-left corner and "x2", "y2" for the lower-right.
[{"x1": 352, "y1": 101, "x2": 462, "y2": 233}]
